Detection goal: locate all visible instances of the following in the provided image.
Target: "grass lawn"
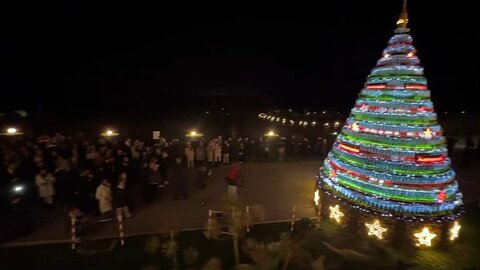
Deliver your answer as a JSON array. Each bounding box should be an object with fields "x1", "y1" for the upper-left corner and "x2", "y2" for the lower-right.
[{"x1": 1, "y1": 204, "x2": 479, "y2": 270}]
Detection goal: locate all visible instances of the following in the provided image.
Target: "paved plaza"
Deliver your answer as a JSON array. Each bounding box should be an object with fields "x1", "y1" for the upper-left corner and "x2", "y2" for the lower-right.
[{"x1": 4, "y1": 155, "x2": 480, "y2": 246}]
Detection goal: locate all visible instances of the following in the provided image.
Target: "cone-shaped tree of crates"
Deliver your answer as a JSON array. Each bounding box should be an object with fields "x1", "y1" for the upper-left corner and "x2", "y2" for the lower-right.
[{"x1": 316, "y1": 1, "x2": 462, "y2": 246}]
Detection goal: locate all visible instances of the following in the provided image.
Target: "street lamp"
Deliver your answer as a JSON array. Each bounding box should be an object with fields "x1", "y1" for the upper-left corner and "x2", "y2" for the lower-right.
[
  {"x1": 101, "y1": 129, "x2": 119, "y2": 137},
  {"x1": 185, "y1": 130, "x2": 204, "y2": 139},
  {"x1": 1, "y1": 127, "x2": 23, "y2": 136},
  {"x1": 264, "y1": 130, "x2": 279, "y2": 137}
]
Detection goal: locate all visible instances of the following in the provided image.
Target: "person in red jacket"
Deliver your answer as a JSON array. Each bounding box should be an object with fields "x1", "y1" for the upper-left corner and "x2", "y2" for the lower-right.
[{"x1": 226, "y1": 162, "x2": 240, "y2": 203}]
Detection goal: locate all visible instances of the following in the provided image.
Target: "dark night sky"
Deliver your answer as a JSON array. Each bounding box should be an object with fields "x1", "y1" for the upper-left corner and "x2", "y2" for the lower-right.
[{"x1": 1, "y1": 1, "x2": 479, "y2": 115}]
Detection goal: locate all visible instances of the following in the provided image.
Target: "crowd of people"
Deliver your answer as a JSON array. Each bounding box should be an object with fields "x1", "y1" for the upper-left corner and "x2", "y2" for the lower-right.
[
  {"x1": 0, "y1": 131, "x2": 478, "y2": 242},
  {"x1": 0, "y1": 130, "x2": 348, "y2": 243},
  {"x1": 0, "y1": 133, "x2": 328, "y2": 218}
]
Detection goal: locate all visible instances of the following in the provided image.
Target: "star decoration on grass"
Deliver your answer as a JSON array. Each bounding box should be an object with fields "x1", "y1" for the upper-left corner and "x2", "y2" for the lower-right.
[
  {"x1": 365, "y1": 219, "x2": 388, "y2": 240},
  {"x1": 329, "y1": 205, "x2": 344, "y2": 224},
  {"x1": 449, "y1": 221, "x2": 461, "y2": 241},
  {"x1": 414, "y1": 227, "x2": 436, "y2": 247},
  {"x1": 314, "y1": 190, "x2": 320, "y2": 206}
]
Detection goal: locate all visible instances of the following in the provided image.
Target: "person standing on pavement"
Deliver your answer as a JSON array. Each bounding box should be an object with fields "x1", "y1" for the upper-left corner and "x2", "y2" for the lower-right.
[
  {"x1": 222, "y1": 141, "x2": 231, "y2": 164},
  {"x1": 144, "y1": 161, "x2": 163, "y2": 202},
  {"x1": 196, "y1": 165, "x2": 209, "y2": 206},
  {"x1": 35, "y1": 169, "x2": 55, "y2": 207},
  {"x1": 214, "y1": 141, "x2": 222, "y2": 166},
  {"x1": 195, "y1": 141, "x2": 206, "y2": 166},
  {"x1": 226, "y1": 162, "x2": 240, "y2": 203},
  {"x1": 207, "y1": 140, "x2": 215, "y2": 167},
  {"x1": 95, "y1": 178, "x2": 113, "y2": 215},
  {"x1": 114, "y1": 172, "x2": 132, "y2": 218},
  {"x1": 185, "y1": 143, "x2": 195, "y2": 168},
  {"x1": 159, "y1": 151, "x2": 170, "y2": 185},
  {"x1": 171, "y1": 158, "x2": 189, "y2": 200}
]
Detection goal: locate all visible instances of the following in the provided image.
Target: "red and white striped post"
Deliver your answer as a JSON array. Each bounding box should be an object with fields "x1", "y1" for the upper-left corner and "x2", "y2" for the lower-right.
[
  {"x1": 290, "y1": 206, "x2": 296, "y2": 232},
  {"x1": 245, "y1": 206, "x2": 250, "y2": 233},
  {"x1": 70, "y1": 212, "x2": 76, "y2": 250},
  {"x1": 117, "y1": 214, "x2": 125, "y2": 246}
]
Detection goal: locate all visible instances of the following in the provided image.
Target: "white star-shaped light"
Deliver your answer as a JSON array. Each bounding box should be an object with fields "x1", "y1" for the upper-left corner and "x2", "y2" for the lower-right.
[
  {"x1": 414, "y1": 227, "x2": 437, "y2": 247},
  {"x1": 365, "y1": 219, "x2": 388, "y2": 240},
  {"x1": 329, "y1": 205, "x2": 344, "y2": 224},
  {"x1": 351, "y1": 122, "x2": 360, "y2": 132},
  {"x1": 449, "y1": 221, "x2": 461, "y2": 241}
]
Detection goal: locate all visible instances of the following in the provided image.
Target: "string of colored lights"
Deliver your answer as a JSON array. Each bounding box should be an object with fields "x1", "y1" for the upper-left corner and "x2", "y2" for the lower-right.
[{"x1": 258, "y1": 112, "x2": 342, "y2": 129}]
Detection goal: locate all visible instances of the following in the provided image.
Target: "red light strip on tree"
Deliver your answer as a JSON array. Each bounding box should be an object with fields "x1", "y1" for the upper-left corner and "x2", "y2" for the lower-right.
[
  {"x1": 328, "y1": 159, "x2": 452, "y2": 188},
  {"x1": 366, "y1": 84, "x2": 386, "y2": 89},
  {"x1": 415, "y1": 155, "x2": 445, "y2": 163},
  {"x1": 338, "y1": 143, "x2": 360, "y2": 153},
  {"x1": 405, "y1": 84, "x2": 427, "y2": 90}
]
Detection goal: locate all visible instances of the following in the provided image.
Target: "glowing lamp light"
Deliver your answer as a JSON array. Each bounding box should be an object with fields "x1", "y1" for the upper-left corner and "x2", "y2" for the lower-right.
[
  {"x1": 186, "y1": 131, "x2": 204, "y2": 138},
  {"x1": 383, "y1": 53, "x2": 390, "y2": 58},
  {"x1": 365, "y1": 219, "x2": 388, "y2": 240},
  {"x1": 101, "y1": 129, "x2": 120, "y2": 137},
  {"x1": 314, "y1": 190, "x2": 320, "y2": 206},
  {"x1": 7, "y1": 127, "x2": 17, "y2": 134},
  {"x1": 449, "y1": 221, "x2": 461, "y2": 241},
  {"x1": 407, "y1": 52, "x2": 415, "y2": 57},
  {"x1": 414, "y1": 227, "x2": 437, "y2": 247},
  {"x1": 2, "y1": 127, "x2": 24, "y2": 136},
  {"x1": 265, "y1": 130, "x2": 279, "y2": 137},
  {"x1": 13, "y1": 185, "x2": 24, "y2": 193},
  {"x1": 329, "y1": 204, "x2": 344, "y2": 224}
]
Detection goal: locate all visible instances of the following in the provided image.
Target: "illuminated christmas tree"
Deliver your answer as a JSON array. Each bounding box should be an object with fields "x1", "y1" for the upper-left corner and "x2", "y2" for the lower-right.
[{"x1": 316, "y1": 1, "x2": 463, "y2": 246}]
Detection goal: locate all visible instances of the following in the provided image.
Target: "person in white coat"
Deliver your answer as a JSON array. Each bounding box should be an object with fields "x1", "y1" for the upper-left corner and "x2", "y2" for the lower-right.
[
  {"x1": 95, "y1": 179, "x2": 113, "y2": 214},
  {"x1": 35, "y1": 169, "x2": 55, "y2": 206}
]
